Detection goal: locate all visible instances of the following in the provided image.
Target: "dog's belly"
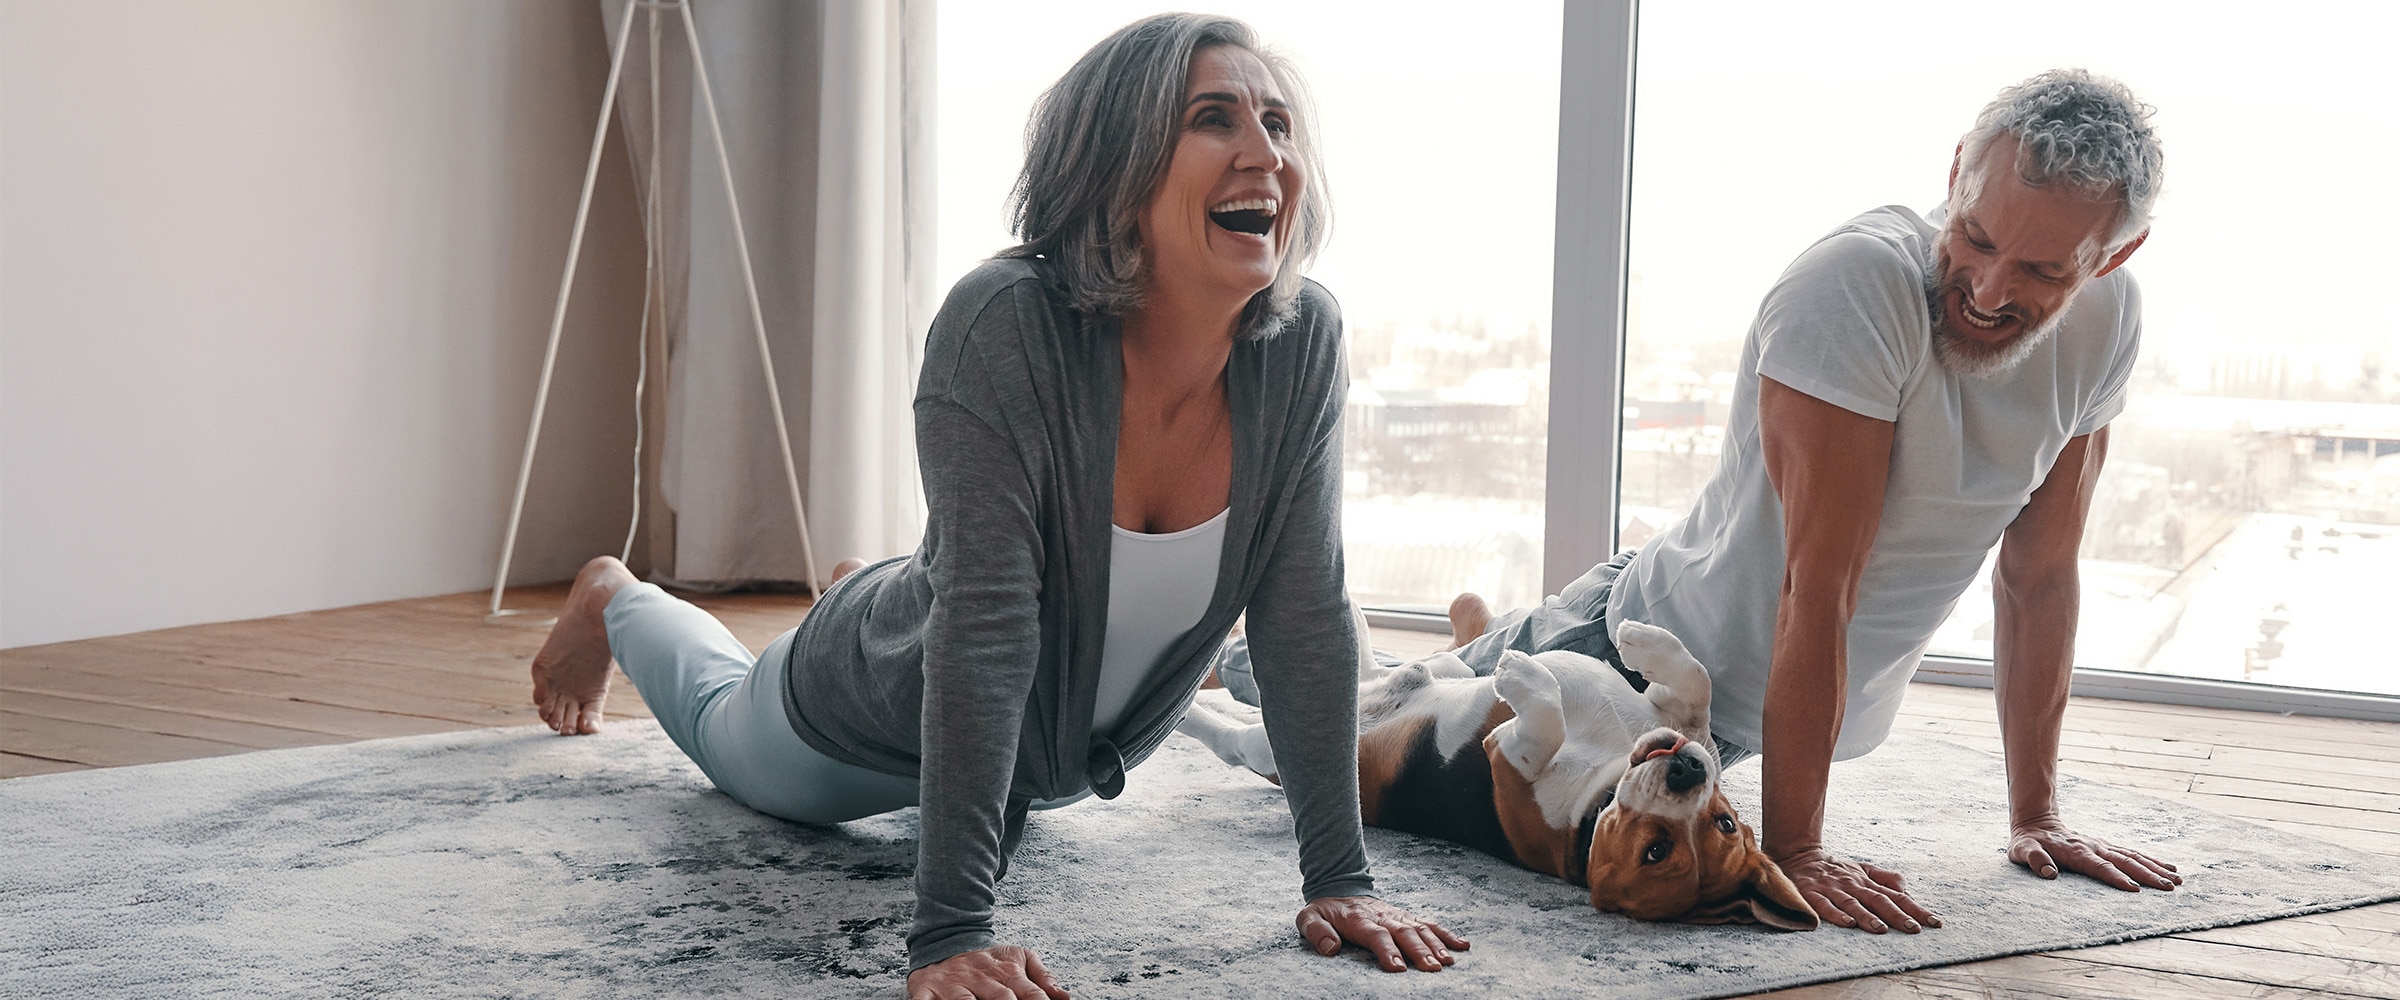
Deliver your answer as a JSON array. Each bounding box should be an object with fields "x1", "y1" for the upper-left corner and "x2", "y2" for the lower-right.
[{"x1": 1359, "y1": 702, "x2": 1522, "y2": 867}]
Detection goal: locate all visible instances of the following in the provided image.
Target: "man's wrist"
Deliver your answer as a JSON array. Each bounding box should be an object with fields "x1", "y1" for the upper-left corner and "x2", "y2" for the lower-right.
[
  {"x1": 1763, "y1": 834, "x2": 1824, "y2": 863},
  {"x1": 2009, "y1": 810, "x2": 2063, "y2": 835}
]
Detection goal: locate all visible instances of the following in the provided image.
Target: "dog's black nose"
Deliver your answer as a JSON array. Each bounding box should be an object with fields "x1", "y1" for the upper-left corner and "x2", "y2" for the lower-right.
[{"x1": 1664, "y1": 752, "x2": 1706, "y2": 793}]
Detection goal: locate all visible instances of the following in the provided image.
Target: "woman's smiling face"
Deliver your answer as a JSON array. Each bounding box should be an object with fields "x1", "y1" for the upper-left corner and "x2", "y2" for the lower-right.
[{"x1": 1137, "y1": 44, "x2": 1304, "y2": 309}]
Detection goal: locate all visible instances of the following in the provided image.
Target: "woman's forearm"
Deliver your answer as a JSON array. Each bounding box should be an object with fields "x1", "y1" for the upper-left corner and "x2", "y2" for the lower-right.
[
  {"x1": 1250, "y1": 628, "x2": 1376, "y2": 900},
  {"x1": 909, "y1": 396, "x2": 1047, "y2": 968},
  {"x1": 1245, "y1": 427, "x2": 1375, "y2": 900}
]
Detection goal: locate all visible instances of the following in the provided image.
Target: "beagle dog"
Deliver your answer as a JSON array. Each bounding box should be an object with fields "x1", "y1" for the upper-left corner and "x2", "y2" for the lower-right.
[{"x1": 1178, "y1": 619, "x2": 1815, "y2": 929}]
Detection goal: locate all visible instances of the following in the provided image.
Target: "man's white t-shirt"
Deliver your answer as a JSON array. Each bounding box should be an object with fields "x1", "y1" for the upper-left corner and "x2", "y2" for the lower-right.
[{"x1": 1608, "y1": 205, "x2": 2142, "y2": 759}]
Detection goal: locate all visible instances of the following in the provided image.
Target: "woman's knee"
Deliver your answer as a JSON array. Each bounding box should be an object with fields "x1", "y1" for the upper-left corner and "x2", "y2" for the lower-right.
[
  {"x1": 709, "y1": 757, "x2": 919, "y2": 827},
  {"x1": 754, "y1": 787, "x2": 916, "y2": 827}
]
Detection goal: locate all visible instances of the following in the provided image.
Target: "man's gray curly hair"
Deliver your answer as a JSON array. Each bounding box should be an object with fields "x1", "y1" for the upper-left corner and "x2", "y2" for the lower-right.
[
  {"x1": 997, "y1": 13, "x2": 1329, "y2": 341},
  {"x1": 1956, "y1": 69, "x2": 2163, "y2": 255}
]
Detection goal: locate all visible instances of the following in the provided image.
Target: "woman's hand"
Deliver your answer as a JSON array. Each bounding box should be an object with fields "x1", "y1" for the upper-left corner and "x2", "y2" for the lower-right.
[
  {"x1": 1295, "y1": 896, "x2": 1469, "y2": 972},
  {"x1": 906, "y1": 945, "x2": 1069, "y2": 1000}
]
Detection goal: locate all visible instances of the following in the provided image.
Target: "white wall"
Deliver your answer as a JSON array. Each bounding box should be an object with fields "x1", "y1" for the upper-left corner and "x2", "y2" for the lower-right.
[{"x1": 1, "y1": 1, "x2": 649, "y2": 648}]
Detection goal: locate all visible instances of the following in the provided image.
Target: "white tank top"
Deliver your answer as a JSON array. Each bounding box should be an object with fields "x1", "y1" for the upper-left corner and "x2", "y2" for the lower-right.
[{"x1": 1093, "y1": 508, "x2": 1229, "y2": 733}]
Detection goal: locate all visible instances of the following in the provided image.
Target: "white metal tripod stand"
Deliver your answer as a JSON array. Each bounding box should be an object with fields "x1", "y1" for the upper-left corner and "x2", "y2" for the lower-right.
[{"x1": 488, "y1": 0, "x2": 820, "y2": 622}]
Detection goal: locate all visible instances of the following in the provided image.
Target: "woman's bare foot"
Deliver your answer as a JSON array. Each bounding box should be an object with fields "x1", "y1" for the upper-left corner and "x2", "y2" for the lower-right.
[
  {"x1": 829, "y1": 557, "x2": 869, "y2": 586},
  {"x1": 1446, "y1": 592, "x2": 1492, "y2": 650},
  {"x1": 530, "y1": 556, "x2": 638, "y2": 735}
]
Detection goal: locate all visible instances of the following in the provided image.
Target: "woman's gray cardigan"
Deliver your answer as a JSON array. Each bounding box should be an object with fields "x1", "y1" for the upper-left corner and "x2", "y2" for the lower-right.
[{"x1": 781, "y1": 258, "x2": 1376, "y2": 970}]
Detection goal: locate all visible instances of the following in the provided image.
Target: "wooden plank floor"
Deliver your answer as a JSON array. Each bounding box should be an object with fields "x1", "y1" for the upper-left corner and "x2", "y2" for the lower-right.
[{"x1": 4, "y1": 588, "x2": 2394, "y2": 998}]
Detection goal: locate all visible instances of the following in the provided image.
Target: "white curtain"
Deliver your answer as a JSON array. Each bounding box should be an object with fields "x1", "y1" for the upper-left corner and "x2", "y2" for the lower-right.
[{"x1": 601, "y1": 0, "x2": 933, "y2": 589}]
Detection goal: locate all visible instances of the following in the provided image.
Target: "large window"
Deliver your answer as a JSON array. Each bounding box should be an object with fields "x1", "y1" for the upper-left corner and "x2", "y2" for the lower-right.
[
  {"x1": 1626, "y1": 1, "x2": 2400, "y2": 698},
  {"x1": 936, "y1": 2, "x2": 2400, "y2": 715},
  {"x1": 937, "y1": 2, "x2": 1562, "y2": 613}
]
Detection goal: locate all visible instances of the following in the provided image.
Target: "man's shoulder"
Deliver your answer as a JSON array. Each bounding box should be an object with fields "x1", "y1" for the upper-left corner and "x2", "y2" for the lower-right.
[
  {"x1": 1791, "y1": 205, "x2": 1935, "y2": 284},
  {"x1": 1763, "y1": 206, "x2": 1940, "y2": 332},
  {"x1": 1833, "y1": 204, "x2": 1937, "y2": 244},
  {"x1": 1746, "y1": 207, "x2": 1941, "y2": 422},
  {"x1": 2051, "y1": 263, "x2": 2143, "y2": 385},
  {"x1": 2084, "y1": 263, "x2": 2143, "y2": 329}
]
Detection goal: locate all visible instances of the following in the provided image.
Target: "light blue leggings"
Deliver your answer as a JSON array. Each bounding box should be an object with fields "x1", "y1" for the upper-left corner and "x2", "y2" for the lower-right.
[
  {"x1": 603, "y1": 583, "x2": 1090, "y2": 824},
  {"x1": 604, "y1": 583, "x2": 919, "y2": 824}
]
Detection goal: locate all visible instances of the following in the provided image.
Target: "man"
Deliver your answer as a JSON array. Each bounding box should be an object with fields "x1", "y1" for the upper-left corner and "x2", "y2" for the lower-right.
[{"x1": 1425, "y1": 68, "x2": 2183, "y2": 932}]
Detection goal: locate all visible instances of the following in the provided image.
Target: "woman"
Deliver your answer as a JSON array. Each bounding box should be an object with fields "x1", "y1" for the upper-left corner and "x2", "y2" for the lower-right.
[{"x1": 529, "y1": 13, "x2": 1465, "y2": 998}]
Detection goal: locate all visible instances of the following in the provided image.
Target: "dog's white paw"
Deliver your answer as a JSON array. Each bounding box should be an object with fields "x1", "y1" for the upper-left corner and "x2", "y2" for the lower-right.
[
  {"x1": 1615, "y1": 619, "x2": 1705, "y2": 677},
  {"x1": 1613, "y1": 619, "x2": 1688, "y2": 661},
  {"x1": 1492, "y1": 651, "x2": 1568, "y2": 776},
  {"x1": 1615, "y1": 618, "x2": 1712, "y2": 717},
  {"x1": 1493, "y1": 650, "x2": 1563, "y2": 712}
]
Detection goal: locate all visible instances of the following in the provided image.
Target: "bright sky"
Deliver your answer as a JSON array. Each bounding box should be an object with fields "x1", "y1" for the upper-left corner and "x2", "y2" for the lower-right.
[{"x1": 940, "y1": 1, "x2": 2400, "y2": 381}]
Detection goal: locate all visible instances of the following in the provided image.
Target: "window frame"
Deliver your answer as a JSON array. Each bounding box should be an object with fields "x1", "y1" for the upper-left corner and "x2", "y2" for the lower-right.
[
  {"x1": 1393, "y1": 0, "x2": 2400, "y2": 723},
  {"x1": 1359, "y1": 0, "x2": 1631, "y2": 636}
]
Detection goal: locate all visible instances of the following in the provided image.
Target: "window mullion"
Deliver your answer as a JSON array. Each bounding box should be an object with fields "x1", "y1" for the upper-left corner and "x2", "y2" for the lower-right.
[{"x1": 1543, "y1": 0, "x2": 1640, "y2": 597}]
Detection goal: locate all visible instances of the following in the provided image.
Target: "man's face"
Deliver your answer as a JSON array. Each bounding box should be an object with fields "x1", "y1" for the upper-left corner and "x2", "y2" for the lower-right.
[{"x1": 1926, "y1": 135, "x2": 2133, "y2": 377}]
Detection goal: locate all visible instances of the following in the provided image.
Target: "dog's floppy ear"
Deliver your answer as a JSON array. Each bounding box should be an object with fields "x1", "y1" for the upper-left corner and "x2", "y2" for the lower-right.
[
  {"x1": 1491, "y1": 651, "x2": 1567, "y2": 776},
  {"x1": 1682, "y1": 853, "x2": 1819, "y2": 931}
]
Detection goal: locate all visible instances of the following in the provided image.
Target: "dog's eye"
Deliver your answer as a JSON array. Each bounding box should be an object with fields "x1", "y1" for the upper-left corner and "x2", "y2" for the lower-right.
[
  {"x1": 1641, "y1": 840, "x2": 1672, "y2": 865},
  {"x1": 1716, "y1": 815, "x2": 1737, "y2": 835}
]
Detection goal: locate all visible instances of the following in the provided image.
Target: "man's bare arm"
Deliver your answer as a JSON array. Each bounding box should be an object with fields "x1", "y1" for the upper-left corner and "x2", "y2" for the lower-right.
[
  {"x1": 1758, "y1": 376, "x2": 1937, "y2": 933},
  {"x1": 1992, "y1": 425, "x2": 2181, "y2": 892}
]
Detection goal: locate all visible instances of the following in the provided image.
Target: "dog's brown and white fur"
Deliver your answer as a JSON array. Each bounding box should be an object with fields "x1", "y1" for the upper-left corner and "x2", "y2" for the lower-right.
[{"x1": 1178, "y1": 618, "x2": 1815, "y2": 929}]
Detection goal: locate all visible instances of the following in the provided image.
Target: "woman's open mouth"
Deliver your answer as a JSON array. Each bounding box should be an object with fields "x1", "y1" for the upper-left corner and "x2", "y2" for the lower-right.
[{"x1": 1209, "y1": 197, "x2": 1277, "y2": 237}]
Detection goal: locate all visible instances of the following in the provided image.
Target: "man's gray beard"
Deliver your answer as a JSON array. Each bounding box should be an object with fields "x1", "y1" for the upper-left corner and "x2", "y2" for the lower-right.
[{"x1": 1922, "y1": 254, "x2": 2063, "y2": 379}]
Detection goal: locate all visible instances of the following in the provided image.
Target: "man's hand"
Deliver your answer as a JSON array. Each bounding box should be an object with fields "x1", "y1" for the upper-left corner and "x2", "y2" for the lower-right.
[
  {"x1": 1777, "y1": 848, "x2": 1942, "y2": 934},
  {"x1": 2010, "y1": 818, "x2": 2182, "y2": 891},
  {"x1": 907, "y1": 945, "x2": 1069, "y2": 1000},
  {"x1": 1296, "y1": 896, "x2": 1470, "y2": 972},
  {"x1": 1988, "y1": 428, "x2": 2182, "y2": 898}
]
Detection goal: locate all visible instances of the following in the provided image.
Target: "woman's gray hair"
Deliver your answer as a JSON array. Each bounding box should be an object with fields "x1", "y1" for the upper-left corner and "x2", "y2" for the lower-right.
[
  {"x1": 1956, "y1": 68, "x2": 2163, "y2": 254},
  {"x1": 998, "y1": 13, "x2": 1329, "y2": 340}
]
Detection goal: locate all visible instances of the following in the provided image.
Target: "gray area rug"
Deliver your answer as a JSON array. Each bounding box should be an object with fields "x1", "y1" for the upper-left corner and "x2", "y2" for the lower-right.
[{"x1": 5, "y1": 722, "x2": 2396, "y2": 1000}]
